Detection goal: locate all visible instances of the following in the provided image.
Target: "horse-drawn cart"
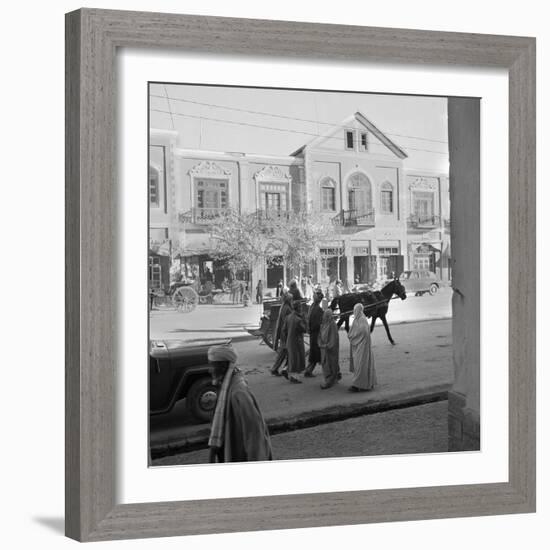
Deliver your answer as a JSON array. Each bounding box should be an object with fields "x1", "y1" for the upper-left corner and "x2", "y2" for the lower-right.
[
  {"x1": 246, "y1": 279, "x2": 408, "y2": 348},
  {"x1": 246, "y1": 297, "x2": 310, "y2": 349},
  {"x1": 150, "y1": 282, "x2": 199, "y2": 313}
]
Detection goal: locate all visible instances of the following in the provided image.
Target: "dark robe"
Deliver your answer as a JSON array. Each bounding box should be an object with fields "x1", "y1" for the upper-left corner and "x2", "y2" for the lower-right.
[
  {"x1": 218, "y1": 373, "x2": 272, "y2": 462},
  {"x1": 285, "y1": 311, "x2": 307, "y2": 374},
  {"x1": 318, "y1": 310, "x2": 340, "y2": 386},
  {"x1": 273, "y1": 297, "x2": 293, "y2": 351},
  {"x1": 307, "y1": 301, "x2": 323, "y2": 367},
  {"x1": 288, "y1": 285, "x2": 303, "y2": 300}
]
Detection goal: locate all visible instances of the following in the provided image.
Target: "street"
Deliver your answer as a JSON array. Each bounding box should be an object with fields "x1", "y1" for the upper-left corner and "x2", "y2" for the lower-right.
[
  {"x1": 150, "y1": 317, "x2": 453, "y2": 459},
  {"x1": 153, "y1": 400, "x2": 448, "y2": 465},
  {"x1": 150, "y1": 286, "x2": 452, "y2": 342}
]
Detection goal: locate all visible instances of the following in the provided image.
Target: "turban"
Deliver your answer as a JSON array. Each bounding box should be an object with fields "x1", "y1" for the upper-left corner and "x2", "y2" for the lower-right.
[{"x1": 207, "y1": 344, "x2": 238, "y2": 364}]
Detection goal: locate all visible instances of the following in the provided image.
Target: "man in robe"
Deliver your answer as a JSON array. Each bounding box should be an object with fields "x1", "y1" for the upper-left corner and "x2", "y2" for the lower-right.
[
  {"x1": 347, "y1": 302, "x2": 377, "y2": 392},
  {"x1": 285, "y1": 300, "x2": 307, "y2": 383},
  {"x1": 273, "y1": 294, "x2": 293, "y2": 352},
  {"x1": 318, "y1": 309, "x2": 340, "y2": 389},
  {"x1": 287, "y1": 279, "x2": 304, "y2": 301},
  {"x1": 304, "y1": 290, "x2": 324, "y2": 377},
  {"x1": 207, "y1": 344, "x2": 272, "y2": 463}
]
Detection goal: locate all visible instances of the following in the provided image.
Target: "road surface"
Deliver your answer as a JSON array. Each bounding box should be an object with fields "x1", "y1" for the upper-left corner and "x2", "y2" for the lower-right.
[{"x1": 153, "y1": 400, "x2": 449, "y2": 465}]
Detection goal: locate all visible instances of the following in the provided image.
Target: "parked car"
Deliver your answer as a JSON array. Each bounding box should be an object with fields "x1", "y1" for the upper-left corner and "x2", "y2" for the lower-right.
[
  {"x1": 399, "y1": 270, "x2": 442, "y2": 296},
  {"x1": 149, "y1": 338, "x2": 230, "y2": 422}
]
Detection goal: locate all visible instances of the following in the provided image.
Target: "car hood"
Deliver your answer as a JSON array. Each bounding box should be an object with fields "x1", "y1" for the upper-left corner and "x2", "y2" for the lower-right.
[{"x1": 150, "y1": 338, "x2": 231, "y2": 359}]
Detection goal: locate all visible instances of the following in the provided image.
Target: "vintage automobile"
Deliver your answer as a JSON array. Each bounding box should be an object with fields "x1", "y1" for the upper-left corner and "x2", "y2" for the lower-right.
[
  {"x1": 149, "y1": 338, "x2": 230, "y2": 422},
  {"x1": 399, "y1": 270, "x2": 442, "y2": 296}
]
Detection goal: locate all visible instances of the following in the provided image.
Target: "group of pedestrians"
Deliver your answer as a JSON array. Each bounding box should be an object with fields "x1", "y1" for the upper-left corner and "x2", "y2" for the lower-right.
[
  {"x1": 203, "y1": 280, "x2": 378, "y2": 464},
  {"x1": 269, "y1": 280, "x2": 377, "y2": 392}
]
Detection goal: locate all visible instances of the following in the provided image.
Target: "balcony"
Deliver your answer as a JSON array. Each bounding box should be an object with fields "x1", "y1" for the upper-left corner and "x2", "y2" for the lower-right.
[
  {"x1": 178, "y1": 207, "x2": 228, "y2": 225},
  {"x1": 255, "y1": 209, "x2": 291, "y2": 221},
  {"x1": 332, "y1": 209, "x2": 376, "y2": 228},
  {"x1": 408, "y1": 214, "x2": 441, "y2": 229}
]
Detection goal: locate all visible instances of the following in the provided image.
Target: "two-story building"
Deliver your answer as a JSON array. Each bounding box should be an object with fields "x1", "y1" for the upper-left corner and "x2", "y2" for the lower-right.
[{"x1": 149, "y1": 112, "x2": 450, "y2": 294}]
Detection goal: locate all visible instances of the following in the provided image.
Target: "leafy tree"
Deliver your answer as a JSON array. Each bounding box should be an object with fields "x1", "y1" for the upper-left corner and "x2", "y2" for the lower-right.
[
  {"x1": 274, "y1": 211, "x2": 334, "y2": 280},
  {"x1": 208, "y1": 209, "x2": 280, "y2": 278},
  {"x1": 208, "y1": 208, "x2": 335, "y2": 284}
]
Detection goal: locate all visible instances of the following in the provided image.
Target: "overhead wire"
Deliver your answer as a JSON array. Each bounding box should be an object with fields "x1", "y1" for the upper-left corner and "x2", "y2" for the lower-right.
[
  {"x1": 149, "y1": 107, "x2": 449, "y2": 156},
  {"x1": 149, "y1": 93, "x2": 449, "y2": 146}
]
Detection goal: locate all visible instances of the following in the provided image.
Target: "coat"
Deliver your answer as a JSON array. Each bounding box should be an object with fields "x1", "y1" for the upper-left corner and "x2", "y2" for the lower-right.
[{"x1": 285, "y1": 311, "x2": 307, "y2": 374}]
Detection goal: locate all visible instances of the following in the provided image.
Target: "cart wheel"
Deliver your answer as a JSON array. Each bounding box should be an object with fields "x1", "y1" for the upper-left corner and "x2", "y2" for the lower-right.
[
  {"x1": 262, "y1": 329, "x2": 274, "y2": 349},
  {"x1": 260, "y1": 317, "x2": 274, "y2": 349},
  {"x1": 172, "y1": 286, "x2": 198, "y2": 313}
]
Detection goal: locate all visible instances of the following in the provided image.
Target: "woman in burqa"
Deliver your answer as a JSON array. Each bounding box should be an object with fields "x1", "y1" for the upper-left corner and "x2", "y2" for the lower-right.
[
  {"x1": 347, "y1": 302, "x2": 377, "y2": 392},
  {"x1": 318, "y1": 309, "x2": 340, "y2": 389}
]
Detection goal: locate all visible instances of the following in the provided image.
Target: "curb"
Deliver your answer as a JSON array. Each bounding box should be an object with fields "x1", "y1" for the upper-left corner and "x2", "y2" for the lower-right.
[{"x1": 150, "y1": 384, "x2": 451, "y2": 459}]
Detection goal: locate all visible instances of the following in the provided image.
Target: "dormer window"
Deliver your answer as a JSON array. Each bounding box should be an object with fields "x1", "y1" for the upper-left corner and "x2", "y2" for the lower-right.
[
  {"x1": 345, "y1": 129, "x2": 355, "y2": 150},
  {"x1": 359, "y1": 132, "x2": 368, "y2": 151}
]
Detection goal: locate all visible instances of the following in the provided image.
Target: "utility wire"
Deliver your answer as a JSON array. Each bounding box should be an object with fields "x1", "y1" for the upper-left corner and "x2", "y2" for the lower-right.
[
  {"x1": 162, "y1": 86, "x2": 175, "y2": 131},
  {"x1": 150, "y1": 108, "x2": 449, "y2": 156},
  {"x1": 149, "y1": 93, "x2": 449, "y2": 145}
]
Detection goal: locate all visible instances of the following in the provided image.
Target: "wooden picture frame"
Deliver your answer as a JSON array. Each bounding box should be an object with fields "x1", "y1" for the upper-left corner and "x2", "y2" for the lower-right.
[{"x1": 65, "y1": 8, "x2": 535, "y2": 542}]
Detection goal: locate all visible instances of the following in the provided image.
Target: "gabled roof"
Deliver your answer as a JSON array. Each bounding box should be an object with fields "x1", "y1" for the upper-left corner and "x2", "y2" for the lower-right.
[{"x1": 290, "y1": 111, "x2": 408, "y2": 159}]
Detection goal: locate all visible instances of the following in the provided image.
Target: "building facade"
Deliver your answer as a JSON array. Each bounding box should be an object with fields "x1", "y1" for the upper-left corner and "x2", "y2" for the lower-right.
[{"x1": 149, "y1": 113, "x2": 450, "y2": 294}]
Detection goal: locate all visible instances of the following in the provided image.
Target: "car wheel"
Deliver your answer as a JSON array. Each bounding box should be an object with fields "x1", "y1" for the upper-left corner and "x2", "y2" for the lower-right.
[
  {"x1": 429, "y1": 283, "x2": 438, "y2": 295},
  {"x1": 186, "y1": 377, "x2": 218, "y2": 422}
]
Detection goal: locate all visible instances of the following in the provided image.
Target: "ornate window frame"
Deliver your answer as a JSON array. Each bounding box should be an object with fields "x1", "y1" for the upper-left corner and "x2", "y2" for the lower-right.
[
  {"x1": 188, "y1": 160, "x2": 232, "y2": 214},
  {"x1": 253, "y1": 165, "x2": 292, "y2": 212}
]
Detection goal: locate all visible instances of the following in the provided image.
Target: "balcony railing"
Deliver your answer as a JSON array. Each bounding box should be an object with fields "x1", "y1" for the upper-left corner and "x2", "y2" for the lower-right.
[
  {"x1": 191, "y1": 207, "x2": 227, "y2": 224},
  {"x1": 256, "y1": 209, "x2": 291, "y2": 221},
  {"x1": 408, "y1": 214, "x2": 441, "y2": 229},
  {"x1": 332, "y1": 209, "x2": 376, "y2": 227}
]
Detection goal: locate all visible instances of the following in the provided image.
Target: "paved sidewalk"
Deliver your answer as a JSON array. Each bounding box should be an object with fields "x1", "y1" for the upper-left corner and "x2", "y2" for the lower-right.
[{"x1": 150, "y1": 319, "x2": 453, "y2": 457}]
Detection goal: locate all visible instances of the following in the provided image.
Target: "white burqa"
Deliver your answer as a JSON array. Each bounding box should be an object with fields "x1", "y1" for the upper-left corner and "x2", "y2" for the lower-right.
[{"x1": 348, "y1": 303, "x2": 377, "y2": 390}]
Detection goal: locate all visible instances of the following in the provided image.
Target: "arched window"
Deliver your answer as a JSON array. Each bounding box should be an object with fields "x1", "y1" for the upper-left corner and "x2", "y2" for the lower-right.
[
  {"x1": 320, "y1": 176, "x2": 336, "y2": 211},
  {"x1": 149, "y1": 166, "x2": 160, "y2": 208},
  {"x1": 380, "y1": 181, "x2": 394, "y2": 214},
  {"x1": 347, "y1": 172, "x2": 372, "y2": 214}
]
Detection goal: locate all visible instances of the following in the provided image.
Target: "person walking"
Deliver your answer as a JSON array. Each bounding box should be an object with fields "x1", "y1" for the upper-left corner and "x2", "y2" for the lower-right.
[
  {"x1": 285, "y1": 301, "x2": 307, "y2": 383},
  {"x1": 276, "y1": 279, "x2": 283, "y2": 298},
  {"x1": 207, "y1": 344, "x2": 272, "y2": 463},
  {"x1": 287, "y1": 279, "x2": 303, "y2": 301},
  {"x1": 347, "y1": 302, "x2": 377, "y2": 392},
  {"x1": 273, "y1": 294, "x2": 293, "y2": 352},
  {"x1": 318, "y1": 309, "x2": 340, "y2": 389},
  {"x1": 271, "y1": 294, "x2": 293, "y2": 375},
  {"x1": 304, "y1": 290, "x2": 324, "y2": 377},
  {"x1": 256, "y1": 279, "x2": 264, "y2": 304}
]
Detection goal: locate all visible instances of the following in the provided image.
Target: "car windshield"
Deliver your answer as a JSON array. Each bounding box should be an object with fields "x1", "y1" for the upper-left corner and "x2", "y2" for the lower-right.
[{"x1": 400, "y1": 272, "x2": 412, "y2": 279}]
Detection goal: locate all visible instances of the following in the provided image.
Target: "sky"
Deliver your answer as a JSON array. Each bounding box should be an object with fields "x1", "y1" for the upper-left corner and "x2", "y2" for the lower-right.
[{"x1": 149, "y1": 83, "x2": 449, "y2": 173}]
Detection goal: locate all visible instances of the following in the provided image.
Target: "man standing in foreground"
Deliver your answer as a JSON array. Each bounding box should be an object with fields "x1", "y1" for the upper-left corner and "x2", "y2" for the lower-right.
[{"x1": 208, "y1": 344, "x2": 273, "y2": 463}]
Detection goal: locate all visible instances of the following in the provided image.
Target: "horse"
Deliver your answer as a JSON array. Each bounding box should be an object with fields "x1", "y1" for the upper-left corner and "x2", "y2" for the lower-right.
[{"x1": 329, "y1": 279, "x2": 407, "y2": 345}]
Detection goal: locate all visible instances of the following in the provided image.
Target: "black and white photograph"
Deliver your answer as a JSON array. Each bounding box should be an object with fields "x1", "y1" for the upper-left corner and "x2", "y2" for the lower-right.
[{"x1": 148, "y1": 83, "x2": 479, "y2": 466}]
